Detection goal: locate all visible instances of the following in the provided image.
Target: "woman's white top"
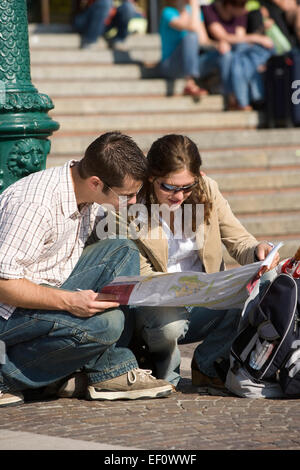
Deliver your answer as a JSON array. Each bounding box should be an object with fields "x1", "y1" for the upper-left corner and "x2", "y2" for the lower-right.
[{"x1": 160, "y1": 217, "x2": 203, "y2": 273}]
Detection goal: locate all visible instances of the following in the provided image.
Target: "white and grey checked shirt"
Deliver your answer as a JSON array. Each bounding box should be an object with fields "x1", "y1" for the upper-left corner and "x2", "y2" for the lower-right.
[{"x1": 0, "y1": 161, "x2": 101, "y2": 320}]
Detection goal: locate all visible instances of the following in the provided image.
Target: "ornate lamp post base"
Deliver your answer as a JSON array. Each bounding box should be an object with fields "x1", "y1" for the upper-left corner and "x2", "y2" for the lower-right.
[{"x1": 0, "y1": 0, "x2": 59, "y2": 192}]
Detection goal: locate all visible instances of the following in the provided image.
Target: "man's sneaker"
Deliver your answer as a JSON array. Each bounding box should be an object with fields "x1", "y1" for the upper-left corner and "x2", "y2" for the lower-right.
[
  {"x1": 86, "y1": 368, "x2": 175, "y2": 401},
  {"x1": 0, "y1": 390, "x2": 24, "y2": 407}
]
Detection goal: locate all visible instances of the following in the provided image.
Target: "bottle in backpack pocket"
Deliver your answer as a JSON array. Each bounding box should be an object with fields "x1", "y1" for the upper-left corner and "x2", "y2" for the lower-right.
[{"x1": 249, "y1": 339, "x2": 275, "y2": 370}]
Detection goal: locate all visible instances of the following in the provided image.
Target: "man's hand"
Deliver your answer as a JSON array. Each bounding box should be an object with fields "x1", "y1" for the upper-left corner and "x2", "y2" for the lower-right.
[
  {"x1": 64, "y1": 290, "x2": 120, "y2": 318},
  {"x1": 255, "y1": 241, "x2": 280, "y2": 275},
  {"x1": 0, "y1": 278, "x2": 120, "y2": 318}
]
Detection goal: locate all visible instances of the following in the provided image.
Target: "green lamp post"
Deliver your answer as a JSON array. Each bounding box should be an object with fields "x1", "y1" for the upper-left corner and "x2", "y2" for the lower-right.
[{"x1": 0, "y1": 0, "x2": 59, "y2": 192}]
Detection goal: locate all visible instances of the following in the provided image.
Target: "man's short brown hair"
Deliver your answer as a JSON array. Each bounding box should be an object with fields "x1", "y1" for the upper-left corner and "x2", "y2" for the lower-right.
[{"x1": 78, "y1": 131, "x2": 147, "y2": 189}]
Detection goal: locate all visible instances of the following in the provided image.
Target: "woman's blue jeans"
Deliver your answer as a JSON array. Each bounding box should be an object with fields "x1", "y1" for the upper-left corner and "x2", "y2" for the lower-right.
[
  {"x1": 0, "y1": 239, "x2": 140, "y2": 393},
  {"x1": 133, "y1": 304, "x2": 241, "y2": 386},
  {"x1": 132, "y1": 272, "x2": 274, "y2": 386},
  {"x1": 227, "y1": 43, "x2": 274, "y2": 106},
  {"x1": 159, "y1": 33, "x2": 273, "y2": 106},
  {"x1": 159, "y1": 31, "x2": 222, "y2": 79}
]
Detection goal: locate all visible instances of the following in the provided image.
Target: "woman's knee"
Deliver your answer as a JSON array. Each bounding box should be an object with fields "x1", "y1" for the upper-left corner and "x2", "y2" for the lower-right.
[
  {"x1": 182, "y1": 31, "x2": 199, "y2": 50},
  {"x1": 143, "y1": 319, "x2": 189, "y2": 345}
]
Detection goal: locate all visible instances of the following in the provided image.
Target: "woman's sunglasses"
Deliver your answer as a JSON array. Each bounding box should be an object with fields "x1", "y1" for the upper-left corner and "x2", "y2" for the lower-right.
[{"x1": 158, "y1": 180, "x2": 198, "y2": 194}]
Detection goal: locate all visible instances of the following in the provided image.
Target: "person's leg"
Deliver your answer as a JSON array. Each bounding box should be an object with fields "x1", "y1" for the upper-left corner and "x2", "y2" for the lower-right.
[
  {"x1": 79, "y1": 0, "x2": 113, "y2": 47},
  {"x1": 229, "y1": 45, "x2": 251, "y2": 108},
  {"x1": 242, "y1": 43, "x2": 273, "y2": 104},
  {"x1": 198, "y1": 48, "x2": 220, "y2": 79},
  {"x1": 159, "y1": 32, "x2": 201, "y2": 79},
  {"x1": 133, "y1": 304, "x2": 241, "y2": 386},
  {"x1": 133, "y1": 306, "x2": 189, "y2": 386},
  {"x1": 218, "y1": 49, "x2": 234, "y2": 96},
  {"x1": 111, "y1": 0, "x2": 142, "y2": 42},
  {"x1": 159, "y1": 32, "x2": 208, "y2": 97},
  {"x1": 230, "y1": 43, "x2": 273, "y2": 107},
  {"x1": 180, "y1": 306, "x2": 241, "y2": 380},
  {"x1": 0, "y1": 239, "x2": 140, "y2": 394}
]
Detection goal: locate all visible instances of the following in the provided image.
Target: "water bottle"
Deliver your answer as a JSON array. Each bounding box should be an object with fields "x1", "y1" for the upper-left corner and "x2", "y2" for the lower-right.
[{"x1": 249, "y1": 339, "x2": 275, "y2": 370}]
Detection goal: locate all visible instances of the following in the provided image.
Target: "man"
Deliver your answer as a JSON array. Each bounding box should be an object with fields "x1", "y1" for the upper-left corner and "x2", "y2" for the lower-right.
[{"x1": 0, "y1": 131, "x2": 174, "y2": 407}]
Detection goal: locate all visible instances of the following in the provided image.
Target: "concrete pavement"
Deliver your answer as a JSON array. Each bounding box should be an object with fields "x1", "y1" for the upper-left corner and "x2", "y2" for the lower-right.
[{"x1": 0, "y1": 344, "x2": 299, "y2": 452}]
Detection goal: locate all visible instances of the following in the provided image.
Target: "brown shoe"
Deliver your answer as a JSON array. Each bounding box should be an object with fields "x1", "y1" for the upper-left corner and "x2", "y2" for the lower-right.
[
  {"x1": 0, "y1": 390, "x2": 24, "y2": 407},
  {"x1": 57, "y1": 372, "x2": 88, "y2": 398},
  {"x1": 86, "y1": 368, "x2": 175, "y2": 401},
  {"x1": 191, "y1": 358, "x2": 225, "y2": 390}
]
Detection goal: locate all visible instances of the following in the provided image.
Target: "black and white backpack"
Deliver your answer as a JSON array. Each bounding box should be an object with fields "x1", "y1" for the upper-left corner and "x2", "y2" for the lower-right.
[{"x1": 225, "y1": 273, "x2": 300, "y2": 398}]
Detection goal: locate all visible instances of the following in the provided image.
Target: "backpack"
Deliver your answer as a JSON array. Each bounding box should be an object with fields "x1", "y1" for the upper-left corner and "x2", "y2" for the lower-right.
[{"x1": 225, "y1": 273, "x2": 300, "y2": 398}]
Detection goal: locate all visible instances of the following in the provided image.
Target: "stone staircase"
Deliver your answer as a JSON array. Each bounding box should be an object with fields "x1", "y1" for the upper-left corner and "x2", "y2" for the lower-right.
[{"x1": 29, "y1": 25, "x2": 300, "y2": 264}]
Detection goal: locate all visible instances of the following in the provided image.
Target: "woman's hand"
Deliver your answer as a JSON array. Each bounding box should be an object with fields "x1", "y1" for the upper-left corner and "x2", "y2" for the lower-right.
[
  {"x1": 255, "y1": 35, "x2": 274, "y2": 49},
  {"x1": 255, "y1": 241, "x2": 280, "y2": 275},
  {"x1": 217, "y1": 39, "x2": 231, "y2": 54}
]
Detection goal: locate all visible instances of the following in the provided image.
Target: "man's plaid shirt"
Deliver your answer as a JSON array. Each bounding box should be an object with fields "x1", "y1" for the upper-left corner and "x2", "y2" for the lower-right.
[{"x1": 0, "y1": 161, "x2": 101, "y2": 320}]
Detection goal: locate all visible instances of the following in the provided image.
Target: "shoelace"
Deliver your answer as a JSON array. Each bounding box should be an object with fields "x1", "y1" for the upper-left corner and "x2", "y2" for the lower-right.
[{"x1": 127, "y1": 368, "x2": 154, "y2": 384}]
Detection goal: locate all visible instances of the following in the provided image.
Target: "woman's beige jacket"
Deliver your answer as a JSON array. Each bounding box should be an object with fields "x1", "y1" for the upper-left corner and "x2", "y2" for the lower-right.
[{"x1": 134, "y1": 176, "x2": 258, "y2": 276}]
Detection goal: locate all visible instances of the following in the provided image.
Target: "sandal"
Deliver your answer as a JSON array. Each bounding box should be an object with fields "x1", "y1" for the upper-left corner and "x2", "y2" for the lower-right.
[{"x1": 183, "y1": 84, "x2": 208, "y2": 98}]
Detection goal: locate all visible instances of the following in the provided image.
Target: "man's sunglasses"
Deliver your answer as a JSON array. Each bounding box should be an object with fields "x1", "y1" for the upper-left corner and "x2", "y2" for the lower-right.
[{"x1": 158, "y1": 180, "x2": 198, "y2": 194}]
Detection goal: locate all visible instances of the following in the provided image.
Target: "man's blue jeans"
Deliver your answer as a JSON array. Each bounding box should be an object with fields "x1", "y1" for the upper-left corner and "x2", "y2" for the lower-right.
[
  {"x1": 0, "y1": 239, "x2": 139, "y2": 393},
  {"x1": 133, "y1": 304, "x2": 240, "y2": 386},
  {"x1": 73, "y1": 0, "x2": 112, "y2": 46}
]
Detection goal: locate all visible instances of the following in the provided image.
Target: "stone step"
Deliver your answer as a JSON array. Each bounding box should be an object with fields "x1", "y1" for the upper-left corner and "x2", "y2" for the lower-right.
[
  {"x1": 30, "y1": 48, "x2": 160, "y2": 64},
  {"x1": 225, "y1": 190, "x2": 300, "y2": 214},
  {"x1": 49, "y1": 129, "x2": 300, "y2": 155},
  {"x1": 51, "y1": 110, "x2": 260, "y2": 132},
  {"x1": 45, "y1": 153, "x2": 300, "y2": 195},
  {"x1": 202, "y1": 147, "x2": 300, "y2": 170},
  {"x1": 29, "y1": 33, "x2": 160, "y2": 50},
  {"x1": 238, "y1": 213, "x2": 300, "y2": 237},
  {"x1": 43, "y1": 155, "x2": 300, "y2": 214},
  {"x1": 31, "y1": 63, "x2": 153, "y2": 80},
  {"x1": 48, "y1": 148, "x2": 300, "y2": 171},
  {"x1": 49, "y1": 95, "x2": 224, "y2": 114},
  {"x1": 223, "y1": 238, "x2": 299, "y2": 265},
  {"x1": 36, "y1": 79, "x2": 185, "y2": 96},
  {"x1": 29, "y1": 23, "x2": 74, "y2": 34},
  {"x1": 210, "y1": 169, "x2": 300, "y2": 192}
]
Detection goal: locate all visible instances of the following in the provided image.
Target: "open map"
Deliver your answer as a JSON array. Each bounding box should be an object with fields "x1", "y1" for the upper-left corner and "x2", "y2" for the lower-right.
[{"x1": 100, "y1": 243, "x2": 283, "y2": 310}]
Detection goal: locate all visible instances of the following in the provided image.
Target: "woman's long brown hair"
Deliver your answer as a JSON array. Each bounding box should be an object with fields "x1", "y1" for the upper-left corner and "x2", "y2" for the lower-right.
[{"x1": 138, "y1": 134, "x2": 212, "y2": 230}]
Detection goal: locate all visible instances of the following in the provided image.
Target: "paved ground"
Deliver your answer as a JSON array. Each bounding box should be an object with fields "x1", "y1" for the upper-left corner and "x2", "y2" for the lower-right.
[{"x1": 0, "y1": 343, "x2": 299, "y2": 453}]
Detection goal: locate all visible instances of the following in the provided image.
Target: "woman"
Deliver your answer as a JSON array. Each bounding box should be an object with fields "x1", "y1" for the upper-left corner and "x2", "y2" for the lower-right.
[
  {"x1": 131, "y1": 134, "x2": 279, "y2": 388},
  {"x1": 158, "y1": 0, "x2": 228, "y2": 97},
  {"x1": 202, "y1": 0, "x2": 275, "y2": 109}
]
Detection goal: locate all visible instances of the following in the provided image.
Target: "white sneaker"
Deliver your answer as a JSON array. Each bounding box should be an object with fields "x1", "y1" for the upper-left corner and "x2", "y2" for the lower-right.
[{"x1": 86, "y1": 368, "x2": 175, "y2": 401}]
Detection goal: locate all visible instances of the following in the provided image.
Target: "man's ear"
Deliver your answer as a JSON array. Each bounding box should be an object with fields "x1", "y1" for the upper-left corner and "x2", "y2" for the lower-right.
[{"x1": 87, "y1": 176, "x2": 102, "y2": 192}]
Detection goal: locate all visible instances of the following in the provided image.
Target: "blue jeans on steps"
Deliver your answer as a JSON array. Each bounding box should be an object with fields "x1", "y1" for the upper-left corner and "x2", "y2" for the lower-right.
[{"x1": 0, "y1": 239, "x2": 139, "y2": 393}]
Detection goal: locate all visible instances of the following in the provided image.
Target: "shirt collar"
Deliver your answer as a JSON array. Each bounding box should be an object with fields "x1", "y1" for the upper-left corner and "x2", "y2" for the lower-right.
[{"x1": 60, "y1": 160, "x2": 82, "y2": 218}]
